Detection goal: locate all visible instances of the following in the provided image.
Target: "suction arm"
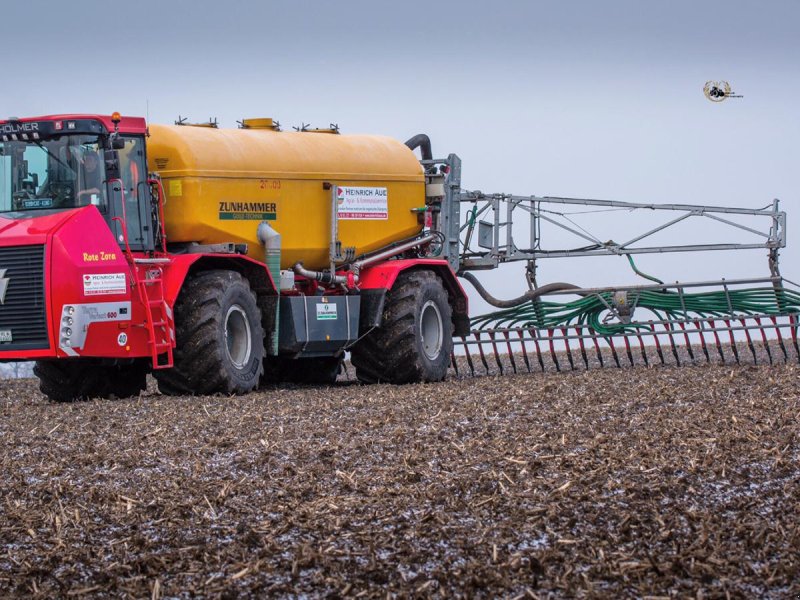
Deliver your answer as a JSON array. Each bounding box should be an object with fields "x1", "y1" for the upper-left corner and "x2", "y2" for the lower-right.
[
  {"x1": 404, "y1": 134, "x2": 433, "y2": 161},
  {"x1": 459, "y1": 271, "x2": 581, "y2": 309}
]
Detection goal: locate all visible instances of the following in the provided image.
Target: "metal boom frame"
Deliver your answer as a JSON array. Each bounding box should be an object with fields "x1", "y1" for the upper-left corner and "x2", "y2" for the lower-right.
[
  {"x1": 424, "y1": 155, "x2": 786, "y2": 276},
  {"x1": 411, "y1": 154, "x2": 799, "y2": 376}
]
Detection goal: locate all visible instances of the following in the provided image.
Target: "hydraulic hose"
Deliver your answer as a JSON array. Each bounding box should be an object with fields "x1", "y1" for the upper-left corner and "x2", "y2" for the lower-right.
[
  {"x1": 459, "y1": 271, "x2": 581, "y2": 309},
  {"x1": 626, "y1": 254, "x2": 664, "y2": 285},
  {"x1": 404, "y1": 134, "x2": 433, "y2": 161}
]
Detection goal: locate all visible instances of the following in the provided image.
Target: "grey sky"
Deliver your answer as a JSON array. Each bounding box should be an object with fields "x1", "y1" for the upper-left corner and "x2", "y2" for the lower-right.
[{"x1": 2, "y1": 0, "x2": 797, "y2": 311}]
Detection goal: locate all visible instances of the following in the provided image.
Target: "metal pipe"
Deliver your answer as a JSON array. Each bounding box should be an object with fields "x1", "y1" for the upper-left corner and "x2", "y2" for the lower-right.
[
  {"x1": 294, "y1": 234, "x2": 438, "y2": 287},
  {"x1": 470, "y1": 276, "x2": 788, "y2": 300},
  {"x1": 293, "y1": 262, "x2": 349, "y2": 286},
  {"x1": 460, "y1": 192, "x2": 786, "y2": 217},
  {"x1": 351, "y1": 234, "x2": 437, "y2": 271}
]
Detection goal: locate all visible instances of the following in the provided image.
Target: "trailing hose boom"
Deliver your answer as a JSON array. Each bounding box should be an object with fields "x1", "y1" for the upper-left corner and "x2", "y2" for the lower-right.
[{"x1": 416, "y1": 153, "x2": 797, "y2": 375}]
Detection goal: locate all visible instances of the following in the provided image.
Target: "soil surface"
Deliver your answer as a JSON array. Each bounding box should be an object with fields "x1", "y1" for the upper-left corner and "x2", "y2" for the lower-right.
[{"x1": 1, "y1": 364, "x2": 798, "y2": 598}]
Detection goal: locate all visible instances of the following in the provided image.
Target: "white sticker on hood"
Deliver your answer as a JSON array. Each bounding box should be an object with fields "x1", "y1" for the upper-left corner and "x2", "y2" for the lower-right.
[{"x1": 83, "y1": 273, "x2": 127, "y2": 296}]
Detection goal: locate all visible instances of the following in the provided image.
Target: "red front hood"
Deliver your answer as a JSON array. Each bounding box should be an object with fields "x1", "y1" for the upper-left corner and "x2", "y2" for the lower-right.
[
  {"x1": 0, "y1": 209, "x2": 81, "y2": 245},
  {"x1": 0, "y1": 205, "x2": 138, "y2": 361}
]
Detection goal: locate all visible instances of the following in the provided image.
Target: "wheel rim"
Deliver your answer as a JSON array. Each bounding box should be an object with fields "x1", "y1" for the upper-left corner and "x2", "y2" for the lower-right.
[
  {"x1": 420, "y1": 300, "x2": 444, "y2": 360},
  {"x1": 224, "y1": 305, "x2": 252, "y2": 369}
]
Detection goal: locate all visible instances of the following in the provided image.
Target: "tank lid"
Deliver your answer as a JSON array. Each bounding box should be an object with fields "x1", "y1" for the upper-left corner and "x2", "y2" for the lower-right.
[
  {"x1": 175, "y1": 116, "x2": 219, "y2": 128},
  {"x1": 240, "y1": 117, "x2": 280, "y2": 131}
]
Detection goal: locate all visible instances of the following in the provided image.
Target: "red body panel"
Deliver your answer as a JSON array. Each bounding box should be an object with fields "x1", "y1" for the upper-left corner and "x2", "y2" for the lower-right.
[
  {"x1": 359, "y1": 258, "x2": 470, "y2": 332},
  {"x1": 161, "y1": 253, "x2": 277, "y2": 308},
  {"x1": 0, "y1": 205, "x2": 275, "y2": 363},
  {"x1": 360, "y1": 258, "x2": 466, "y2": 296},
  {"x1": 0, "y1": 114, "x2": 147, "y2": 135},
  {"x1": 0, "y1": 207, "x2": 142, "y2": 360},
  {"x1": 0, "y1": 210, "x2": 74, "y2": 245}
]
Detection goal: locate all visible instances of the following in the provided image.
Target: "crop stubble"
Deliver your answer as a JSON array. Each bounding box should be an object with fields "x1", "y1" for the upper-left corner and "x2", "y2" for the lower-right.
[{"x1": 1, "y1": 364, "x2": 798, "y2": 598}]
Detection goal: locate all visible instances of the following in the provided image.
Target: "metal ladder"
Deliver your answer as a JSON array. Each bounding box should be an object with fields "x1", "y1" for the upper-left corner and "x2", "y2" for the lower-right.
[
  {"x1": 111, "y1": 179, "x2": 175, "y2": 369},
  {"x1": 134, "y1": 262, "x2": 175, "y2": 369}
]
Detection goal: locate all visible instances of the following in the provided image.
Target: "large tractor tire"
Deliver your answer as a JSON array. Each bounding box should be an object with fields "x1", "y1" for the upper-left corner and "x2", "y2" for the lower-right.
[
  {"x1": 34, "y1": 359, "x2": 148, "y2": 402},
  {"x1": 351, "y1": 270, "x2": 453, "y2": 384},
  {"x1": 154, "y1": 270, "x2": 265, "y2": 396}
]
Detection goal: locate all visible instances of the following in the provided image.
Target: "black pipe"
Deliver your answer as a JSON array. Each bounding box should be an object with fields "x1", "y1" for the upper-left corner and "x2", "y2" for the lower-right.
[
  {"x1": 460, "y1": 271, "x2": 582, "y2": 309},
  {"x1": 405, "y1": 134, "x2": 433, "y2": 161}
]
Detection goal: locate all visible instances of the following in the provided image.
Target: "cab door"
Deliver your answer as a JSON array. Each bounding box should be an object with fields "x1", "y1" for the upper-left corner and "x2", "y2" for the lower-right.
[{"x1": 108, "y1": 136, "x2": 154, "y2": 252}]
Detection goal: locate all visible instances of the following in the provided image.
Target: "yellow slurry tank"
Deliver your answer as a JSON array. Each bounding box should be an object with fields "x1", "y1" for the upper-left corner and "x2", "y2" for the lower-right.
[{"x1": 147, "y1": 121, "x2": 425, "y2": 270}]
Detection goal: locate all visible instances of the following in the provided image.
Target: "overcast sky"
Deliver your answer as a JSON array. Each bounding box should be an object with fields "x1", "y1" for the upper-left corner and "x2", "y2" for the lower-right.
[{"x1": 2, "y1": 0, "x2": 797, "y2": 312}]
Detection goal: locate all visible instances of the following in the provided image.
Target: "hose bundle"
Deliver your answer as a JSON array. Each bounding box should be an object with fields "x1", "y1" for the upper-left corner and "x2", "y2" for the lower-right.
[{"x1": 470, "y1": 286, "x2": 800, "y2": 336}]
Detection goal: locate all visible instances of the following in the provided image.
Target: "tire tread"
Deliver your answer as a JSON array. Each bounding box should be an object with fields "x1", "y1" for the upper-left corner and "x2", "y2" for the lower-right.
[{"x1": 351, "y1": 270, "x2": 452, "y2": 384}]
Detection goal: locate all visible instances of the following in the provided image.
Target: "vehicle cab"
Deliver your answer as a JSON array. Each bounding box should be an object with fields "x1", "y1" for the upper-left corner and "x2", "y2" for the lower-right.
[
  {"x1": 0, "y1": 113, "x2": 156, "y2": 252},
  {"x1": 0, "y1": 114, "x2": 162, "y2": 359}
]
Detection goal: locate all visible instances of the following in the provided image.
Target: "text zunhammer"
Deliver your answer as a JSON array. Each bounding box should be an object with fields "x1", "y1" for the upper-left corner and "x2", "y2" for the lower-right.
[{"x1": 219, "y1": 202, "x2": 277, "y2": 213}]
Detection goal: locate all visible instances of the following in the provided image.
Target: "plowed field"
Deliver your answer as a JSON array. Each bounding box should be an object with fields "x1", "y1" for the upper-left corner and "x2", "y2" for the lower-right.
[{"x1": 1, "y1": 364, "x2": 798, "y2": 598}]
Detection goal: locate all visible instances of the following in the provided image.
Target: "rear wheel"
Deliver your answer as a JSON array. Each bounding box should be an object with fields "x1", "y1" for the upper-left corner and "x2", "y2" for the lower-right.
[
  {"x1": 34, "y1": 359, "x2": 148, "y2": 402},
  {"x1": 351, "y1": 270, "x2": 453, "y2": 384},
  {"x1": 154, "y1": 270, "x2": 265, "y2": 395}
]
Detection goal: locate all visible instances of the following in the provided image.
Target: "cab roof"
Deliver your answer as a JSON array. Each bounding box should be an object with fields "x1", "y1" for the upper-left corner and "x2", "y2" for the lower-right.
[{"x1": 0, "y1": 114, "x2": 147, "y2": 135}]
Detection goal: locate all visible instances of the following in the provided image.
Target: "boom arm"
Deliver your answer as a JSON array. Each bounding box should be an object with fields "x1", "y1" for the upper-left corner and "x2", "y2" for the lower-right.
[{"x1": 425, "y1": 154, "x2": 786, "y2": 277}]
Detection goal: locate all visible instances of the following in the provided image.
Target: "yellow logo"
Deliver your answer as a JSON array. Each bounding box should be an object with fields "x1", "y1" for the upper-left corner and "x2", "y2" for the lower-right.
[{"x1": 704, "y1": 81, "x2": 742, "y2": 103}]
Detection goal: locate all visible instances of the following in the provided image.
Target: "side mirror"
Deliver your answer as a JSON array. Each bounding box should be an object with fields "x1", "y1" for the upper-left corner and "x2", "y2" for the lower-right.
[
  {"x1": 104, "y1": 150, "x2": 121, "y2": 179},
  {"x1": 110, "y1": 134, "x2": 125, "y2": 150}
]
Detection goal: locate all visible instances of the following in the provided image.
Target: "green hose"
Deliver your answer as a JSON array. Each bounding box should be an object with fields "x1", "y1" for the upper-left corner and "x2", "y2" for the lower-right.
[
  {"x1": 471, "y1": 286, "x2": 800, "y2": 335},
  {"x1": 467, "y1": 205, "x2": 478, "y2": 227},
  {"x1": 626, "y1": 254, "x2": 664, "y2": 285}
]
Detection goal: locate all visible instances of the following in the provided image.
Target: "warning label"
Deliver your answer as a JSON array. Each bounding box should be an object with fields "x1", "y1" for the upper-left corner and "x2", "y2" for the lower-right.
[
  {"x1": 169, "y1": 180, "x2": 183, "y2": 197},
  {"x1": 337, "y1": 186, "x2": 388, "y2": 220},
  {"x1": 82, "y1": 273, "x2": 127, "y2": 296}
]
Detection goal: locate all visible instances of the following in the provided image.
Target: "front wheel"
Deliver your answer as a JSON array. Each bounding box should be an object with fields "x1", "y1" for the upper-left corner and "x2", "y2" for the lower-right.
[
  {"x1": 154, "y1": 270, "x2": 265, "y2": 395},
  {"x1": 351, "y1": 270, "x2": 453, "y2": 384},
  {"x1": 34, "y1": 359, "x2": 148, "y2": 402}
]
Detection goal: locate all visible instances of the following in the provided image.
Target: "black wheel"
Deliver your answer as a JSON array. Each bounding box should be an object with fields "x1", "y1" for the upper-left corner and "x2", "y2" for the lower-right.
[
  {"x1": 260, "y1": 356, "x2": 343, "y2": 386},
  {"x1": 283, "y1": 356, "x2": 343, "y2": 384},
  {"x1": 106, "y1": 361, "x2": 150, "y2": 398},
  {"x1": 34, "y1": 359, "x2": 148, "y2": 402},
  {"x1": 351, "y1": 270, "x2": 453, "y2": 384},
  {"x1": 154, "y1": 270, "x2": 265, "y2": 395}
]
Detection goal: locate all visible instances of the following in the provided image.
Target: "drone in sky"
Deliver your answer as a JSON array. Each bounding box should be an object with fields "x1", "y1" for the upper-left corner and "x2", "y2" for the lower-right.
[{"x1": 704, "y1": 81, "x2": 743, "y2": 102}]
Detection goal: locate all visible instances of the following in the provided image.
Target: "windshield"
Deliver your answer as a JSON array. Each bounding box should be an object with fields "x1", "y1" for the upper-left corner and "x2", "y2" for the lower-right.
[{"x1": 0, "y1": 135, "x2": 107, "y2": 213}]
